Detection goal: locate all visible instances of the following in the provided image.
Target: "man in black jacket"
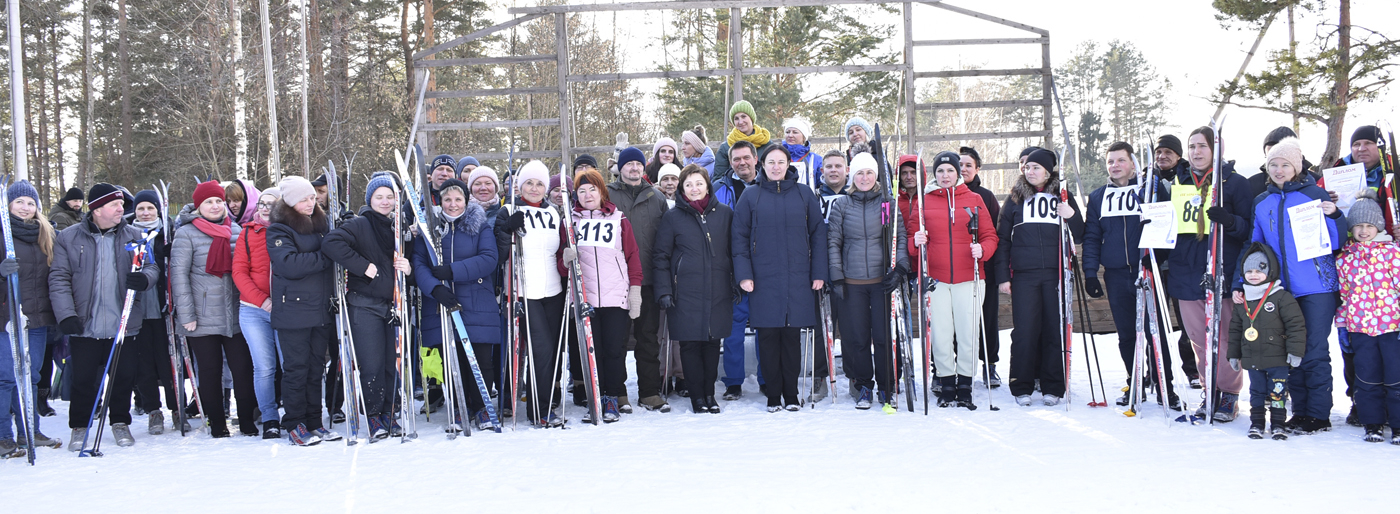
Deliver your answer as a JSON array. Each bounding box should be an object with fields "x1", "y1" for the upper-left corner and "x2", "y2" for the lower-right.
[{"x1": 50, "y1": 184, "x2": 159, "y2": 450}]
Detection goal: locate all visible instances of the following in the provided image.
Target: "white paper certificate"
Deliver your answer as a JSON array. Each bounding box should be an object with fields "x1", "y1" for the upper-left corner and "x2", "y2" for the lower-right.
[
  {"x1": 1287, "y1": 199, "x2": 1331, "y2": 261},
  {"x1": 1322, "y1": 163, "x2": 1365, "y2": 214},
  {"x1": 1138, "y1": 201, "x2": 1178, "y2": 249}
]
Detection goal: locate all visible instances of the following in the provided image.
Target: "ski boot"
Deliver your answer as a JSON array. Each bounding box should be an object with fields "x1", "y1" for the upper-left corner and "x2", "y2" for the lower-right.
[
  {"x1": 936, "y1": 376, "x2": 956, "y2": 408},
  {"x1": 367, "y1": 415, "x2": 390, "y2": 441},
  {"x1": 474, "y1": 409, "x2": 497, "y2": 431},
  {"x1": 602, "y1": 396, "x2": 621, "y2": 423},
  {"x1": 1213, "y1": 392, "x2": 1239, "y2": 422},
  {"x1": 112, "y1": 423, "x2": 136, "y2": 447},
  {"x1": 722, "y1": 385, "x2": 743, "y2": 401},
  {"x1": 1364, "y1": 424, "x2": 1386, "y2": 443},
  {"x1": 706, "y1": 396, "x2": 722, "y2": 414},
  {"x1": 810, "y1": 379, "x2": 828, "y2": 403},
  {"x1": 854, "y1": 386, "x2": 873, "y2": 410},
  {"x1": 68, "y1": 428, "x2": 86, "y2": 452},
  {"x1": 691, "y1": 398, "x2": 708, "y2": 414},
  {"x1": 288, "y1": 424, "x2": 321, "y2": 446},
  {"x1": 315, "y1": 427, "x2": 343, "y2": 442},
  {"x1": 955, "y1": 375, "x2": 977, "y2": 410}
]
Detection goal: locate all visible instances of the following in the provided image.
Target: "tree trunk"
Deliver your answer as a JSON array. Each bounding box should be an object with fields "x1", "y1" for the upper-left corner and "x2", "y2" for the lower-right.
[
  {"x1": 1321, "y1": 0, "x2": 1351, "y2": 166},
  {"x1": 233, "y1": 0, "x2": 249, "y2": 180},
  {"x1": 119, "y1": 0, "x2": 132, "y2": 185},
  {"x1": 421, "y1": 0, "x2": 436, "y2": 155},
  {"x1": 400, "y1": 0, "x2": 412, "y2": 99},
  {"x1": 81, "y1": 0, "x2": 93, "y2": 188},
  {"x1": 308, "y1": 0, "x2": 324, "y2": 159},
  {"x1": 50, "y1": 24, "x2": 62, "y2": 200}
]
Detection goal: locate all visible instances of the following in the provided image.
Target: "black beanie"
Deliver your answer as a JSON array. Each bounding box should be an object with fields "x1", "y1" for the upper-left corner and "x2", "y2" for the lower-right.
[
  {"x1": 1026, "y1": 149, "x2": 1057, "y2": 172},
  {"x1": 61, "y1": 187, "x2": 84, "y2": 203},
  {"x1": 573, "y1": 154, "x2": 598, "y2": 170},
  {"x1": 932, "y1": 151, "x2": 961, "y2": 172},
  {"x1": 311, "y1": 173, "x2": 328, "y2": 187},
  {"x1": 1019, "y1": 146, "x2": 1043, "y2": 159},
  {"x1": 1352, "y1": 125, "x2": 1382, "y2": 145},
  {"x1": 87, "y1": 183, "x2": 123, "y2": 210},
  {"x1": 1155, "y1": 135, "x2": 1183, "y2": 158},
  {"x1": 1262, "y1": 126, "x2": 1297, "y2": 151}
]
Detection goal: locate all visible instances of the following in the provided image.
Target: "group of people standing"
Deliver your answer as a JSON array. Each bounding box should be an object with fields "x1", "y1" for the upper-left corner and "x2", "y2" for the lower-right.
[{"x1": 3, "y1": 101, "x2": 1396, "y2": 458}]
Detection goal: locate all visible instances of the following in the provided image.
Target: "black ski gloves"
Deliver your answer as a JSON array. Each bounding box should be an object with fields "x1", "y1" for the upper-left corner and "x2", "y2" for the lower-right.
[
  {"x1": 0, "y1": 258, "x2": 17, "y2": 277},
  {"x1": 830, "y1": 280, "x2": 845, "y2": 300},
  {"x1": 430, "y1": 285, "x2": 460, "y2": 310},
  {"x1": 501, "y1": 210, "x2": 527, "y2": 234},
  {"x1": 430, "y1": 264, "x2": 453, "y2": 281},
  {"x1": 658, "y1": 294, "x2": 675, "y2": 310},
  {"x1": 59, "y1": 316, "x2": 83, "y2": 336},
  {"x1": 126, "y1": 272, "x2": 149, "y2": 291},
  {"x1": 1205, "y1": 206, "x2": 1233, "y2": 230},
  {"x1": 1141, "y1": 252, "x2": 1155, "y2": 271},
  {"x1": 1083, "y1": 276, "x2": 1104, "y2": 298},
  {"x1": 882, "y1": 265, "x2": 908, "y2": 293}
]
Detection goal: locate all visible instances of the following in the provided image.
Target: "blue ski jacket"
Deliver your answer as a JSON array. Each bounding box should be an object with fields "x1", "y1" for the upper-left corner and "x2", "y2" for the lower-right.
[{"x1": 1234, "y1": 173, "x2": 1346, "y2": 297}]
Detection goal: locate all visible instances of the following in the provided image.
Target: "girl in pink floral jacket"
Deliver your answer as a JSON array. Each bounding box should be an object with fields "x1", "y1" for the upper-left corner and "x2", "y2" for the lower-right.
[{"x1": 1335, "y1": 190, "x2": 1400, "y2": 443}]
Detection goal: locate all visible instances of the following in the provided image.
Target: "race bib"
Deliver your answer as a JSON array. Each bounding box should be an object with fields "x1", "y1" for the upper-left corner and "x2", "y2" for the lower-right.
[
  {"x1": 519, "y1": 206, "x2": 558, "y2": 231},
  {"x1": 1022, "y1": 193, "x2": 1060, "y2": 224},
  {"x1": 575, "y1": 219, "x2": 619, "y2": 248},
  {"x1": 1170, "y1": 183, "x2": 1207, "y2": 234},
  {"x1": 820, "y1": 194, "x2": 846, "y2": 222},
  {"x1": 1100, "y1": 186, "x2": 1140, "y2": 218}
]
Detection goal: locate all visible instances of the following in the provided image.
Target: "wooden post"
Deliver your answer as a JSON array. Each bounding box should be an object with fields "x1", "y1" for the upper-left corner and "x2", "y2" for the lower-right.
[
  {"x1": 1041, "y1": 37, "x2": 1053, "y2": 149},
  {"x1": 556, "y1": 13, "x2": 571, "y2": 165},
  {"x1": 7, "y1": 0, "x2": 28, "y2": 181},
  {"x1": 730, "y1": 8, "x2": 742, "y2": 103},
  {"x1": 903, "y1": 2, "x2": 915, "y2": 155},
  {"x1": 258, "y1": 0, "x2": 281, "y2": 182},
  {"x1": 299, "y1": 0, "x2": 311, "y2": 178}
]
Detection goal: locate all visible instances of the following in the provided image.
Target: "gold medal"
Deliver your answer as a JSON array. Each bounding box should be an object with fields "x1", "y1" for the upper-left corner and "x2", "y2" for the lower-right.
[{"x1": 1244, "y1": 326, "x2": 1259, "y2": 341}]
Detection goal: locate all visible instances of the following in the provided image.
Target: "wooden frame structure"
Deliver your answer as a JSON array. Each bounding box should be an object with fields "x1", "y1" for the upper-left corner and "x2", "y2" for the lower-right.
[{"x1": 412, "y1": 0, "x2": 1053, "y2": 170}]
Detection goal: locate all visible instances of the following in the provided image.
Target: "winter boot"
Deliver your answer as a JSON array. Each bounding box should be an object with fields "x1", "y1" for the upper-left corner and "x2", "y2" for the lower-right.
[
  {"x1": 1015, "y1": 395, "x2": 1032, "y2": 407},
  {"x1": 36, "y1": 388, "x2": 56, "y2": 417},
  {"x1": 1269, "y1": 407, "x2": 1288, "y2": 440},
  {"x1": 639, "y1": 395, "x2": 671, "y2": 413},
  {"x1": 1042, "y1": 395, "x2": 1061, "y2": 406},
  {"x1": 706, "y1": 396, "x2": 722, "y2": 414},
  {"x1": 148, "y1": 410, "x2": 165, "y2": 435},
  {"x1": 1188, "y1": 374, "x2": 1202, "y2": 389},
  {"x1": 855, "y1": 386, "x2": 873, "y2": 410},
  {"x1": 937, "y1": 376, "x2": 956, "y2": 408},
  {"x1": 602, "y1": 396, "x2": 621, "y2": 423},
  {"x1": 368, "y1": 415, "x2": 390, "y2": 441},
  {"x1": 111, "y1": 423, "x2": 135, "y2": 447},
  {"x1": 68, "y1": 428, "x2": 86, "y2": 452},
  {"x1": 1213, "y1": 392, "x2": 1239, "y2": 422},
  {"x1": 691, "y1": 398, "x2": 708, "y2": 414},
  {"x1": 1346, "y1": 403, "x2": 1361, "y2": 427},
  {"x1": 1248, "y1": 409, "x2": 1266, "y2": 439},
  {"x1": 1364, "y1": 424, "x2": 1386, "y2": 443},
  {"x1": 1292, "y1": 416, "x2": 1332, "y2": 435},
  {"x1": 0, "y1": 439, "x2": 23, "y2": 459},
  {"x1": 955, "y1": 375, "x2": 976, "y2": 410},
  {"x1": 315, "y1": 427, "x2": 343, "y2": 442},
  {"x1": 723, "y1": 385, "x2": 743, "y2": 401},
  {"x1": 18, "y1": 430, "x2": 61, "y2": 449},
  {"x1": 287, "y1": 424, "x2": 321, "y2": 446},
  {"x1": 474, "y1": 410, "x2": 497, "y2": 432},
  {"x1": 262, "y1": 422, "x2": 282, "y2": 440},
  {"x1": 615, "y1": 395, "x2": 633, "y2": 414},
  {"x1": 210, "y1": 421, "x2": 231, "y2": 438},
  {"x1": 988, "y1": 369, "x2": 1001, "y2": 388},
  {"x1": 571, "y1": 381, "x2": 587, "y2": 407}
]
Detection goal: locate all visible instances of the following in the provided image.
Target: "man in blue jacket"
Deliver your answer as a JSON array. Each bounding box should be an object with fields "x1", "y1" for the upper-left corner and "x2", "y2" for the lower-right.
[{"x1": 1083, "y1": 142, "x2": 1179, "y2": 409}]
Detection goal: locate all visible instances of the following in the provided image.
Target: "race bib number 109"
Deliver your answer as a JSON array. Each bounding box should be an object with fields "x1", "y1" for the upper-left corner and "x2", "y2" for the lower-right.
[{"x1": 1023, "y1": 193, "x2": 1061, "y2": 224}]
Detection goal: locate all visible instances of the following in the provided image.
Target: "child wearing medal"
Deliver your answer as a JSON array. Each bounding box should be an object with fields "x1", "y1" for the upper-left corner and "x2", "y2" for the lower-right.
[
  {"x1": 1335, "y1": 190, "x2": 1400, "y2": 444},
  {"x1": 1227, "y1": 243, "x2": 1305, "y2": 440}
]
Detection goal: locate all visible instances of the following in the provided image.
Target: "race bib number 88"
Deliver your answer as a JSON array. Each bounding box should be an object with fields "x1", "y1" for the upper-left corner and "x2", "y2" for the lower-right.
[
  {"x1": 1170, "y1": 184, "x2": 1207, "y2": 234},
  {"x1": 576, "y1": 219, "x2": 619, "y2": 248},
  {"x1": 1023, "y1": 193, "x2": 1060, "y2": 224}
]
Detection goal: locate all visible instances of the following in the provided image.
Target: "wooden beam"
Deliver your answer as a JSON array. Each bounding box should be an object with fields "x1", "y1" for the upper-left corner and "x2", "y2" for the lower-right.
[
  {"x1": 731, "y1": 8, "x2": 743, "y2": 103},
  {"x1": 916, "y1": 99, "x2": 1047, "y2": 110},
  {"x1": 509, "y1": 0, "x2": 925, "y2": 15},
  {"x1": 555, "y1": 13, "x2": 572, "y2": 166},
  {"x1": 1041, "y1": 39, "x2": 1054, "y2": 148},
  {"x1": 427, "y1": 87, "x2": 556, "y2": 99},
  {"x1": 467, "y1": 151, "x2": 562, "y2": 160},
  {"x1": 913, "y1": 130, "x2": 1051, "y2": 142},
  {"x1": 980, "y1": 162, "x2": 1021, "y2": 171},
  {"x1": 567, "y1": 68, "x2": 729, "y2": 82},
  {"x1": 413, "y1": 14, "x2": 544, "y2": 60},
  {"x1": 414, "y1": 54, "x2": 556, "y2": 68},
  {"x1": 920, "y1": 1, "x2": 1046, "y2": 35},
  {"x1": 915, "y1": 68, "x2": 1043, "y2": 78},
  {"x1": 565, "y1": 64, "x2": 904, "y2": 83},
  {"x1": 903, "y1": 2, "x2": 915, "y2": 155},
  {"x1": 419, "y1": 119, "x2": 560, "y2": 131},
  {"x1": 743, "y1": 64, "x2": 906, "y2": 74},
  {"x1": 913, "y1": 37, "x2": 1046, "y2": 46}
]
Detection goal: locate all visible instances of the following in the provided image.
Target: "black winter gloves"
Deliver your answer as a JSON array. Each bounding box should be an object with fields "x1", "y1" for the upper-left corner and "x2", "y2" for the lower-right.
[
  {"x1": 1205, "y1": 206, "x2": 1233, "y2": 230},
  {"x1": 430, "y1": 285, "x2": 460, "y2": 310},
  {"x1": 0, "y1": 258, "x2": 17, "y2": 277},
  {"x1": 830, "y1": 280, "x2": 845, "y2": 300},
  {"x1": 59, "y1": 316, "x2": 83, "y2": 336},
  {"x1": 126, "y1": 272, "x2": 149, "y2": 291},
  {"x1": 501, "y1": 210, "x2": 527, "y2": 234},
  {"x1": 1083, "y1": 276, "x2": 1104, "y2": 298},
  {"x1": 658, "y1": 294, "x2": 675, "y2": 310},
  {"x1": 430, "y1": 264, "x2": 453, "y2": 281},
  {"x1": 882, "y1": 265, "x2": 908, "y2": 293}
]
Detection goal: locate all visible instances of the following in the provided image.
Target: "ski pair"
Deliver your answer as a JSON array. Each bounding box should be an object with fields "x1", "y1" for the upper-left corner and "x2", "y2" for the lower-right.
[{"x1": 558, "y1": 163, "x2": 605, "y2": 426}]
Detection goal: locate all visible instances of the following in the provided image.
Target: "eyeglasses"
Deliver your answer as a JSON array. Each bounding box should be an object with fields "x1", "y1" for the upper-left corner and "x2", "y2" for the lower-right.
[{"x1": 256, "y1": 202, "x2": 276, "y2": 210}]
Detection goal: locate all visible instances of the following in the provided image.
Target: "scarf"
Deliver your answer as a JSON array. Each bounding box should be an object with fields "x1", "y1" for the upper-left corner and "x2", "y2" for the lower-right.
[
  {"x1": 1189, "y1": 168, "x2": 1212, "y2": 240},
  {"x1": 193, "y1": 216, "x2": 233, "y2": 276},
  {"x1": 1243, "y1": 279, "x2": 1281, "y2": 301},
  {"x1": 726, "y1": 125, "x2": 772, "y2": 148},
  {"x1": 687, "y1": 196, "x2": 709, "y2": 213},
  {"x1": 783, "y1": 141, "x2": 810, "y2": 162},
  {"x1": 8, "y1": 214, "x2": 40, "y2": 244}
]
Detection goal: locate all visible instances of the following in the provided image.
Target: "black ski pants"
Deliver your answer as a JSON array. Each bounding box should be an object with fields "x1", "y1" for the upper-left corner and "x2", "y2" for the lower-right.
[
  {"x1": 679, "y1": 339, "x2": 721, "y2": 400},
  {"x1": 837, "y1": 282, "x2": 893, "y2": 395},
  {"x1": 630, "y1": 286, "x2": 662, "y2": 399},
  {"x1": 277, "y1": 325, "x2": 329, "y2": 431},
  {"x1": 523, "y1": 293, "x2": 565, "y2": 422},
  {"x1": 347, "y1": 293, "x2": 399, "y2": 418},
  {"x1": 1104, "y1": 268, "x2": 1174, "y2": 388},
  {"x1": 68, "y1": 336, "x2": 140, "y2": 428},
  {"x1": 132, "y1": 318, "x2": 178, "y2": 412},
  {"x1": 757, "y1": 327, "x2": 803, "y2": 406},
  {"x1": 1007, "y1": 269, "x2": 1066, "y2": 398},
  {"x1": 188, "y1": 334, "x2": 257, "y2": 434}
]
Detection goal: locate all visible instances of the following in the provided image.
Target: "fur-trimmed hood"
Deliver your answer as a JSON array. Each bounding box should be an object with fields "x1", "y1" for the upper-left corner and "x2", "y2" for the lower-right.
[
  {"x1": 270, "y1": 201, "x2": 329, "y2": 235},
  {"x1": 1007, "y1": 172, "x2": 1062, "y2": 205},
  {"x1": 439, "y1": 201, "x2": 488, "y2": 236}
]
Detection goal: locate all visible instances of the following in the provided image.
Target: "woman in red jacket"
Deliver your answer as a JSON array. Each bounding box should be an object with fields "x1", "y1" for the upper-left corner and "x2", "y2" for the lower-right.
[
  {"x1": 232, "y1": 187, "x2": 283, "y2": 439},
  {"x1": 909, "y1": 151, "x2": 998, "y2": 409}
]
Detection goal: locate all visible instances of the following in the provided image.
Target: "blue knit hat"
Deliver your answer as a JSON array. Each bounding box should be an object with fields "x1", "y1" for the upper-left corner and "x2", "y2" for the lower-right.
[
  {"x1": 430, "y1": 154, "x2": 457, "y2": 173},
  {"x1": 455, "y1": 156, "x2": 480, "y2": 177},
  {"x1": 132, "y1": 189, "x2": 162, "y2": 210},
  {"x1": 617, "y1": 147, "x2": 647, "y2": 171},
  {"x1": 844, "y1": 117, "x2": 874, "y2": 140},
  {"x1": 364, "y1": 173, "x2": 398, "y2": 206},
  {"x1": 6, "y1": 180, "x2": 39, "y2": 206}
]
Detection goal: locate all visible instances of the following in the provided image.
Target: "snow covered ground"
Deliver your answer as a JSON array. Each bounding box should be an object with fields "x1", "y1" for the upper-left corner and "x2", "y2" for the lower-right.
[{"x1": 8, "y1": 330, "x2": 1395, "y2": 512}]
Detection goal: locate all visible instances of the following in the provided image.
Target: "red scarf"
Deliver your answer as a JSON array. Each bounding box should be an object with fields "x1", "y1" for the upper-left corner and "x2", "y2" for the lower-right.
[
  {"x1": 687, "y1": 196, "x2": 709, "y2": 213},
  {"x1": 193, "y1": 216, "x2": 234, "y2": 276}
]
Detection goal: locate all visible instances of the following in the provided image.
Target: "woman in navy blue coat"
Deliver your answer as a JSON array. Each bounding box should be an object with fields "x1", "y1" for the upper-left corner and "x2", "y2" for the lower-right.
[
  {"x1": 732, "y1": 145, "x2": 828, "y2": 412},
  {"x1": 412, "y1": 179, "x2": 500, "y2": 431}
]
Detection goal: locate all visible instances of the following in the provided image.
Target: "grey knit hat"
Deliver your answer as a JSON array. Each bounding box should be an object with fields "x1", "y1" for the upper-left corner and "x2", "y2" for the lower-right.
[
  {"x1": 1242, "y1": 251, "x2": 1269, "y2": 274},
  {"x1": 1349, "y1": 189, "x2": 1385, "y2": 230}
]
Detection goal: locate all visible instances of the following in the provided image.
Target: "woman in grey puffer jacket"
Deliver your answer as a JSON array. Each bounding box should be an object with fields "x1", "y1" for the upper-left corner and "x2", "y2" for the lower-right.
[
  {"x1": 826, "y1": 152, "x2": 908, "y2": 409},
  {"x1": 171, "y1": 181, "x2": 254, "y2": 437}
]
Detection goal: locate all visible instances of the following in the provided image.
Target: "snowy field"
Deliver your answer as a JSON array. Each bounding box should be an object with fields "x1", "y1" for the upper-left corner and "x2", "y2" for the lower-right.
[{"x1": 7, "y1": 329, "x2": 1395, "y2": 513}]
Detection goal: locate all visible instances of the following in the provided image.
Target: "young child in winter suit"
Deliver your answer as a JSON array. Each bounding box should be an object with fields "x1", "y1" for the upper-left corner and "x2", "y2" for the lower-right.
[
  {"x1": 1335, "y1": 190, "x2": 1400, "y2": 444},
  {"x1": 1227, "y1": 244, "x2": 1305, "y2": 440}
]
